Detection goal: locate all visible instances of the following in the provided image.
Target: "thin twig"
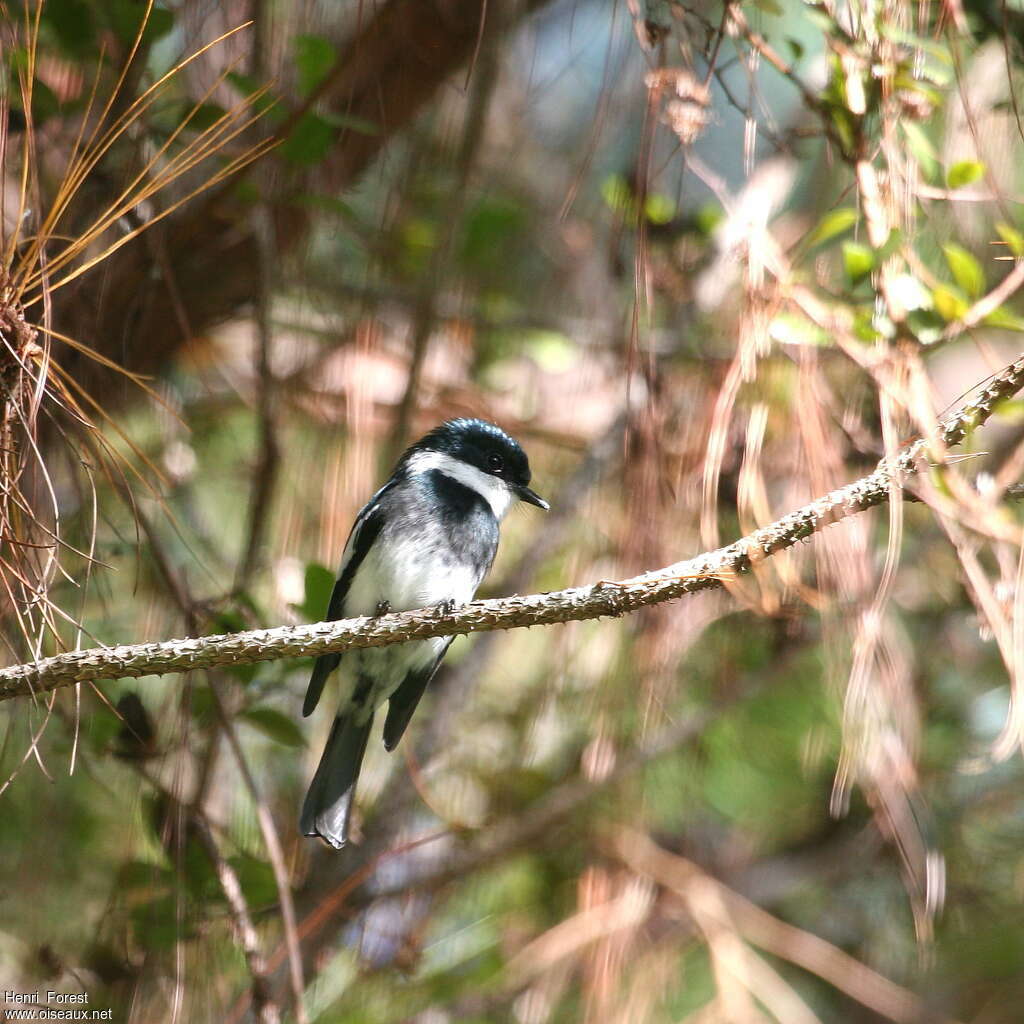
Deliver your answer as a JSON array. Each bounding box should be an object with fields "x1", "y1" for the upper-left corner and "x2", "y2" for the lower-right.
[{"x1": 193, "y1": 817, "x2": 282, "y2": 1024}]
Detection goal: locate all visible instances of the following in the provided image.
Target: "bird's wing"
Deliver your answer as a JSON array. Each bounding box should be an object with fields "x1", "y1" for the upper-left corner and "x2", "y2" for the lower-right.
[
  {"x1": 382, "y1": 638, "x2": 454, "y2": 751},
  {"x1": 302, "y1": 493, "x2": 389, "y2": 718}
]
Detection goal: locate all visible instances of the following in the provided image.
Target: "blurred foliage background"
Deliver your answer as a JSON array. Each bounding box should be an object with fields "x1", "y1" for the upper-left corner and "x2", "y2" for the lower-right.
[{"x1": 4, "y1": 0, "x2": 1024, "y2": 1021}]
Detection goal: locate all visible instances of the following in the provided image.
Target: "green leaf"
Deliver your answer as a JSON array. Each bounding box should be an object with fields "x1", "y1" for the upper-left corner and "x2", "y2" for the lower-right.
[
  {"x1": 294, "y1": 34, "x2": 336, "y2": 97},
  {"x1": 319, "y1": 111, "x2": 379, "y2": 135},
  {"x1": 644, "y1": 193, "x2": 676, "y2": 225},
  {"x1": 280, "y1": 112, "x2": 335, "y2": 165},
  {"x1": 932, "y1": 285, "x2": 968, "y2": 321},
  {"x1": 943, "y1": 243, "x2": 984, "y2": 299},
  {"x1": 45, "y1": 0, "x2": 97, "y2": 57},
  {"x1": 947, "y1": 160, "x2": 985, "y2": 190},
  {"x1": 601, "y1": 174, "x2": 634, "y2": 216},
  {"x1": 769, "y1": 312, "x2": 830, "y2": 347},
  {"x1": 996, "y1": 222, "x2": 1024, "y2": 259},
  {"x1": 186, "y1": 102, "x2": 227, "y2": 133},
  {"x1": 806, "y1": 207, "x2": 858, "y2": 248},
  {"x1": 241, "y1": 707, "x2": 306, "y2": 748},
  {"x1": 299, "y1": 562, "x2": 336, "y2": 623},
  {"x1": 460, "y1": 198, "x2": 527, "y2": 272},
  {"x1": 842, "y1": 241, "x2": 875, "y2": 284},
  {"x1": 902, "y1": 122, "x2": 938, "y2": 181},
  {"x1": 876, "y1": 228, "x2": 903, "y2": 262},
  {"x1": 523, "y1": 330, "x2": 578, "y2": 371},
  {"x1": 906, "y1": 307, "x2": 946, "y2": 345},
  {"x1": 982, "y1": 306, "x2": 1024, "y2": 332},
  {"x1": 106, "y1": 0, "x2": 174, "y2": 47},
  {"x1": 695, "y1": 203, "x2": 724, "y2": 236},
  {"x1": 229, "y1": 855, "x2": 278, "y2": 908}
]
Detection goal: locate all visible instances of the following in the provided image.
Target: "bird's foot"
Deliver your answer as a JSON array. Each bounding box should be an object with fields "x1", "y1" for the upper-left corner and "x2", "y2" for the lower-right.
[
  {"x1": 434, "y1": 598, "x2": 459, "y2": 617},
  {"x1": 375, "y1": 599, "x2": 392, "y2": 616}
]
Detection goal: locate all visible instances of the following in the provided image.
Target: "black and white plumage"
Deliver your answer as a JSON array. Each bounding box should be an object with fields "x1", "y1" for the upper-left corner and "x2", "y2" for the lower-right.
[{"x1": 300, "y1": 418, "x2": 548, "y2": 849}]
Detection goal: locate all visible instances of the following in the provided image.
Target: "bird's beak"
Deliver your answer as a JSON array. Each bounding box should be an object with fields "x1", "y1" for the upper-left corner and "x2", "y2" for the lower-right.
[{"x1": 515, "y1": 484, "x2": 550, "y2": 511}]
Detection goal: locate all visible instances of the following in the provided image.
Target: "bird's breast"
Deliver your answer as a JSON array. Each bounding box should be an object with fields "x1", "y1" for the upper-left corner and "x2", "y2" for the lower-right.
[{"x1": 344, "y1": 527, "x2": 484, "y2": 617}]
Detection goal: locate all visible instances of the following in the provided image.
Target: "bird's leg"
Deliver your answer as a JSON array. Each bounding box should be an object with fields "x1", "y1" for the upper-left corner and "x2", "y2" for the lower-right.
[
  {"x1": 434, "y1": 598, "x2": 458, "y2": 617},
  {"x1": 375, "y1": 599, "x2": 391, "y2": 616}
]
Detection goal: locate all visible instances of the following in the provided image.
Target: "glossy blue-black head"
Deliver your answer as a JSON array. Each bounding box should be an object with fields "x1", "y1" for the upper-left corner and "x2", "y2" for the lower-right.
[{"x1": 407, "y1": 418, "x2": 549, "y2": 510}]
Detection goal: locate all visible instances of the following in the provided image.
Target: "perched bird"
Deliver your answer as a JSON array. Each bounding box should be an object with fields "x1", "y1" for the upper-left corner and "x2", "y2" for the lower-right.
[{"x1": 300, "y1": 418, "x2": 549, "y2": 848}]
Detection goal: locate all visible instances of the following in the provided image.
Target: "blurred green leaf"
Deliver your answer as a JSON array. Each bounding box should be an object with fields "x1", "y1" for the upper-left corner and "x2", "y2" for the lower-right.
[
  {"x1": 769, "y1": 312, "x2": 830, "y2": 347},
  {"x1": 695, "y1": 202, "x2": 724, "y2": 236},
  {"x1": 320, "y1": 110, "x2": 380, "y2": 135},
  {"x1": 644, "y1": 193, "x2": 676, "y2": 225},
  {"x1": 106, "y1": 0, "x2": 174, "y2": 46},
  {"x1": 806, "y1": 207, "x2": 858, "y2": 248},
  {"x1": 996, "y1": 222, "x2": 1024, "y2": 259},
  {"x1": 601, "y1": 174, "x2": 633, "y2": 215},
  {"x1": 842, "y1": 240, "x2": 875, "y2": 284},
  {"x1": 294, "y1": 34, "x2": 336, "y2": 97},
  {"x1": 229, "y1": 854, "x2": 278, "y2": 908},
  {"x1": 523, "y1": 330, "x2": 578, "y2": 372},
  {"x1": 902, "y1": 121, "x2": 938, "y2": 180},
  {"x1": 299, "y1": 562, "x2": 336, "y2": 622},
  {"x1": 947, "y1": 160, "x2": 986, "y2": 190},
  {"x1": 982, "y1": 306, "x2": 1024, "y2": 331},
  {"x1": 186, "y1": 102, "x2": 227, "y2": 133},
  {"x1": 933, "y1": 284, "x2": 968, "y2": 321},
  {"x1": 461, "y1": 197, "x2": 527, "y2": 273},
  {"x1": 943, "y1": 243, "x2": 984, "y2": 299},
  {"x1": 241, "y1": 706, "x2": 306, "y2": 748},
  {"x1": 44, "y1": 0, "x2": 96, "y2": 56},
  {"x1": 280, "y1": 111, "x2": 335, "y2": 165}
]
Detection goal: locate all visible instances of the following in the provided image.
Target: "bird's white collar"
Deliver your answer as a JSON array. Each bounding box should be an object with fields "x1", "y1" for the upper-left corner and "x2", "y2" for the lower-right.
[{"x1": 406, "y1": 450, "x2": 514, "y2": 519}]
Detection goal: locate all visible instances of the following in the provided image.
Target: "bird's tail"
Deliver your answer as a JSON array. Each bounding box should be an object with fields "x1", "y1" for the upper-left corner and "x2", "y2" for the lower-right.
[{"x1": 300, "y1": 711, "x2": 372, "y2": 849}]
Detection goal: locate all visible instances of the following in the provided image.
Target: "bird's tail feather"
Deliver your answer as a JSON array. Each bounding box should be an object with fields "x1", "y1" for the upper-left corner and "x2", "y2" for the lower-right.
[{"x1": 300, "y1": 712, "x2": 372, "y2": 849}]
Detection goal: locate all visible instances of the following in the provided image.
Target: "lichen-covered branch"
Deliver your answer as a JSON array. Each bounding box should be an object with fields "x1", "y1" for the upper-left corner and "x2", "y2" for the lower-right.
[{"x1": 2, "y1": 355, "x2": 1023, "y2": 704}]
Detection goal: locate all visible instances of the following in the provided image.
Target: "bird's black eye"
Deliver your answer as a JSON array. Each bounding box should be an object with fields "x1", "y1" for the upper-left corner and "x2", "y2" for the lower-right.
[{"x1": 486, "y1": 452, "x2": 504, "y2": 474}]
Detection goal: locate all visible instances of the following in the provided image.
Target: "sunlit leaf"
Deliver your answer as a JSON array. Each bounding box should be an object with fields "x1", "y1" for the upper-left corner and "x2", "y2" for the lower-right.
[
  {"x1": 995, "y1": 222, "x2": 1024, "y2": 259},
  {"x1": 932, "y1": 284, "x2": 968, "y2": 321},
  {"x1": 842, "y1": 240, "x2": 875, "y2": 284},
  {"x1": 769, "y1": 312, "x2": 830, "y2": 346},
  {"x1": 523, "y1": 330, "x2": 578, "y2": 371},
  {"x1": 902, "y1": 121, "x2": 938, "y2": 180},
  {"x1": 644, "y1": 193, "x2": 676, "y2": 225},
  {"x1": 806, "y1": 207, "x2": 858, "y2": 248},
  {"x1": 982, "y1": 306, "x2": 1024, "y2": 332},
  {"x1": 943, "y1": 243, "x2": 984, "y2": 299},
  {"x1": 947, "y1": 161, "x2": 985, "y2": 190}
]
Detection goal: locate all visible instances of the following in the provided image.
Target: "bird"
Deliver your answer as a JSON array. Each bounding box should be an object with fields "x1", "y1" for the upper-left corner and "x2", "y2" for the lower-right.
[{"x1": 300, "y1": 418, "x2": 549, "y2": 849}]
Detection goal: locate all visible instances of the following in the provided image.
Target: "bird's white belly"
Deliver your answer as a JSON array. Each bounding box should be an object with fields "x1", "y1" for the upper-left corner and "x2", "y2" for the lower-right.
[
  {"x1": 343, "y1": 530, "x2": 480, "y2": 616},
  {"x1": 337, "y1": 530, "x2": 479, "y2": 718}
]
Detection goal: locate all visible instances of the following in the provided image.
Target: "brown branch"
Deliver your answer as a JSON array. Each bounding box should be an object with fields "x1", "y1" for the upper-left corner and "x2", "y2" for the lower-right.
[
  {"x1": 613, "y1": 829, "x2": 959, "y2": 1024},
  {"x1": 2, "y1": 354, "x2": 1023, "y2": 701},
  {"x1": 193, "y1": 817, "x2": 282, "y2": 1024}
]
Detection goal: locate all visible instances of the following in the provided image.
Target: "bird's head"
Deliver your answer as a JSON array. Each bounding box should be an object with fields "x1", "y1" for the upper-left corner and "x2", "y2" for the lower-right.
[{"x1": 403, "y1": 418, "x2": 549, "y2": 518}]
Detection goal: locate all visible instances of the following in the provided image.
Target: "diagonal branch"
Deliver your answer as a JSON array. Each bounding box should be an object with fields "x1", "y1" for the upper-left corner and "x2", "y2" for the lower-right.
[{"x1": 2, "y1": 354, "x2": 1024, "y2": 703}]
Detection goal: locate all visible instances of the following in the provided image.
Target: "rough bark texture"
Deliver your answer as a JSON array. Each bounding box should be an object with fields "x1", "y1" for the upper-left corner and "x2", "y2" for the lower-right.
[{"x1": 3, "y1": 354, "x2": 1022, "y2": 702}]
